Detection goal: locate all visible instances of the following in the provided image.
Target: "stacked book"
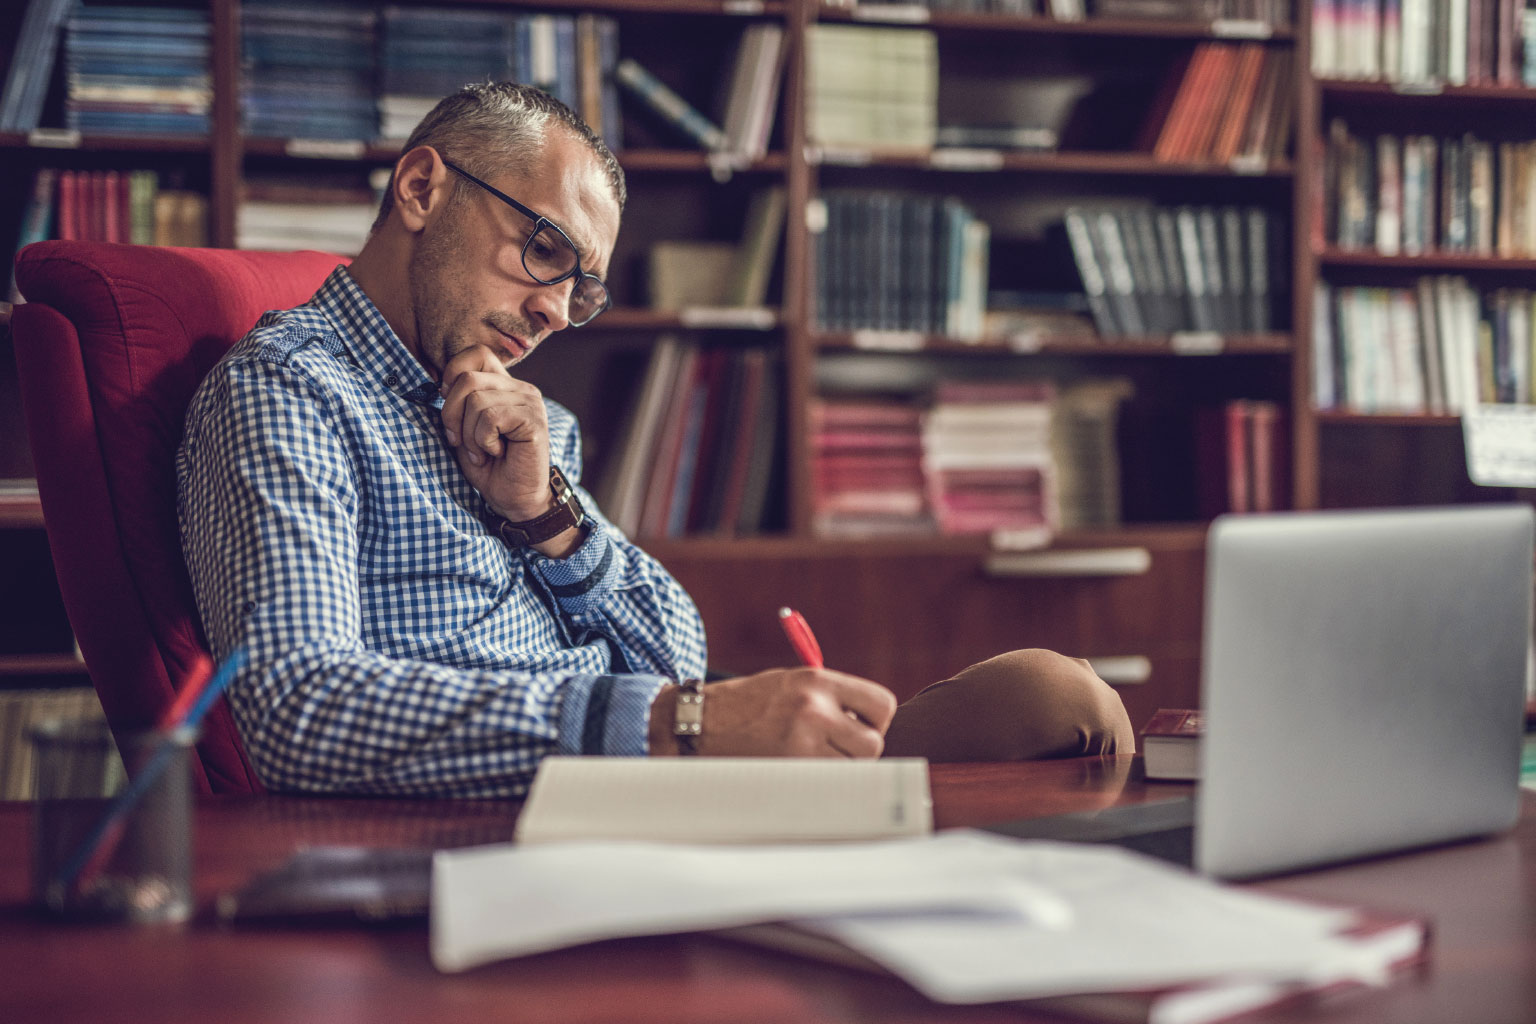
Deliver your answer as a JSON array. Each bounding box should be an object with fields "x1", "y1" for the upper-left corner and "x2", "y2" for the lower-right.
[
  {"x1": 0, "y1": 688, "x2": 118, "y2": 801},
  {"x1": 62, "y1": 5, "x2": 211, "y2": 136},
  {"x1": 1143, "y1": 42, "x2": 1294, "y2": 166},
  {"x1": 237, "y1": 173, "x2": 384, "y2": 256},
  {"x1": 1313, "y1": 277, "x2": 1533, "y2": 413},
  {"x1": 13, "y1": 168, "x2": 204, "y2": 247},
  {"x1": 1313, "y1": 0, "x2": 1533, "y2": 85},
  {"x1": 815, "y1": 191, "x2": 989, "y2": 340},
  {"x1": 1051, "y1": 377, "x2": 1134, "y2": 530},
  {"x1": 377, "y1": 8, "x2": 616, "y2": 146},
  {"x1": 810, "y1": 399, "x2": 933, "y2": 539},
  {"x1": 598, "y1": 340, "x2": 780, "y2": 540},
  {"x1": 922, "y1": 380, "x2": 1058, "y2": 540},
  {"x1": 805, "y1": 25, "x2": 937, "y2": 152},
  {"x1": 1326, "y1": 121, "x2": 1536, "y2": 257},
  {"x1": 242, "y1": 3, "x2": 377, "y2": 141},
  {"x1": 1062, "y1": 203, "x2": 1281, "y2": 338}
]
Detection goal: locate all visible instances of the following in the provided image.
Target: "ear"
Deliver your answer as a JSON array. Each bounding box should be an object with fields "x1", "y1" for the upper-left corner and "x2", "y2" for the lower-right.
[{"x1": 391, "y1": 145, "x2": 451, "y2": 234}]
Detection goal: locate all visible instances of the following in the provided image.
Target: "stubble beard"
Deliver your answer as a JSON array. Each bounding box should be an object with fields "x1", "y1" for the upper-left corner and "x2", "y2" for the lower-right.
[{"x1": 408, "y1": 204, "x2": 540, "y2": 377}]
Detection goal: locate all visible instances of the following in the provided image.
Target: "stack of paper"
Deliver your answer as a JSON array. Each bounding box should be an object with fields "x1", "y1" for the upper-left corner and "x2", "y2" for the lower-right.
[{"x1": 432, "y1": 830, "x2": 1426, "y2": 1023}]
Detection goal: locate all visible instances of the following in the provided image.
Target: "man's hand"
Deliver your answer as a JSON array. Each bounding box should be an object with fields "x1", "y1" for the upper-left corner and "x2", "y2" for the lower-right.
[
  {"x1": 648, "y1": 668, "x2": 899, "y2": 758},
  {"x1": 438, "y1": 346, "x2": 554, "y2": 521}
]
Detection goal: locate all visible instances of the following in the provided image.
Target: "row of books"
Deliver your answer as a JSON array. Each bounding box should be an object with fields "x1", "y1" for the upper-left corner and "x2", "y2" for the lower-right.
[
  {"x1": 813, "y1": 191, "x2": 989, "y2": 340},
  {"x1": 1196, "y1": 399, "x2": 1288, "y2": 517},
  {"x1": 1312, "y1": 277, "x2": 1536, "y2": 413},
  {"x1": 596, "y1": 341, "x2": 781, "y2": 540},
  {"x1": 805, "y1": 25, "x2": 938, "y2": 152},
  {"x1": 1064, "y1": 204, "x2": 1283, "y2": 338},
  {"x1": 7, "y1": 166, "x2": 208, "y2": 301},
  {"x1": 0, "y1": 688, "x2": 117, "y2": 802},
  {"x1": 1312, "y1": 0, "x2": 1536, "y2": 85},
  {"x1": 828, "y1": 0, "x2": 1293, "y2": 19},
  {"x1": 63, "y1": 5, "x2": 211, "y2": 136},
  {"x1": 809, "y1": 377, "x2": 1138, "y2": 541},
  {"x1": 242, "y1": 3, "x2": 376, "y2": 141},
  {"x1": 1326, "y1": 121, "x2": 1536, "y2": 257},
  {"x1": 237, "y1": 171, "x2": 388, "y2": 256},
  {"x1": 1144, "y1": 42, "x2": 1294, "y2": 165},
  {"x1": 377, "y1": 7, "x2": 622, "y2": 151}
]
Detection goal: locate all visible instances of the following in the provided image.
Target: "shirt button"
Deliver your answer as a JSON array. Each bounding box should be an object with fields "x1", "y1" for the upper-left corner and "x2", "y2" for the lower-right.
[
  {"x1": 241, "y1": 600, "x2": 256, "y2": 615},
  {"x1": 385, "y1": 374, "x2": 399, "y2": 387}
]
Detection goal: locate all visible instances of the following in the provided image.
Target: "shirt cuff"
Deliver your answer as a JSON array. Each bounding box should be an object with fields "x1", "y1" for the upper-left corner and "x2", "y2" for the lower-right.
[
  {"x1": 529, "y1": 522, "x2": 617, "y2": 613},
  {"x1": 556, "y1": 672, "x2": 670, "y2": 757}
]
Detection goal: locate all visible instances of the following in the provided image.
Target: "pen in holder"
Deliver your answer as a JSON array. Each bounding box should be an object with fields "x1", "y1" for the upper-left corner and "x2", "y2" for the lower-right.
[{"x1": 31, "y1": 648, "x2": 246, "y2": 923}]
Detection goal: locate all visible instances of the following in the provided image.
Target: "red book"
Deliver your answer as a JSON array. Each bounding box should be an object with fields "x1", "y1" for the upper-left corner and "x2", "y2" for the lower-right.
[
  {"x1": 56, "y1": 170, "x2": 78, "y2": 240},
  {"x1": 1139, "y1": 707, "x2": 1202, "y2": 780}
]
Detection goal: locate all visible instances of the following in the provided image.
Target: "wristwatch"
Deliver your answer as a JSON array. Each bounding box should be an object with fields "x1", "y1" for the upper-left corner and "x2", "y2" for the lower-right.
[
  {"x1": 673, "y1": 677, "x2": 704, "y2": 755},
  {"x1": 484, "y1": 465, "x2": 587, "y2": 548}
]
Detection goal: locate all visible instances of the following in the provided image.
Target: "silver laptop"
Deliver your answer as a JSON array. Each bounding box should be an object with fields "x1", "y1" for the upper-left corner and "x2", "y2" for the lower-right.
[{"x1": 988, "y1": 504, "x2": 1533, "y2": 880}]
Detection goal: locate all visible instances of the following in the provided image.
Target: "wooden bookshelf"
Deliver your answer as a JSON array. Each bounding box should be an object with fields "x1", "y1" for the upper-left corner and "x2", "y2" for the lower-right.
[
  {"x1": 0, "y1": 0, "x2": 1363, "y2": 709},
  {"x1": 1300, "y1": 0, "x2": 1536, "y2": 510}
]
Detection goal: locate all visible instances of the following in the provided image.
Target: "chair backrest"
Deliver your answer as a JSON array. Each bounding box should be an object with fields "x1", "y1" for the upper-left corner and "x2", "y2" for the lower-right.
[{"x1": 12, "y1": 240, "x2": 346, "y2": 794}]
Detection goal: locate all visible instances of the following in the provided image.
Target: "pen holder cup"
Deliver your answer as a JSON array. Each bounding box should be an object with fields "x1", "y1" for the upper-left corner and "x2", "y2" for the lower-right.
[{"x1": 29, "y1": 718, "x2": 197, "y2": 924}]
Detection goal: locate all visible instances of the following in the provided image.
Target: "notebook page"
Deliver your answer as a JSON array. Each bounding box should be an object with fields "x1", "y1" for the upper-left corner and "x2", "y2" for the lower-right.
[{"x1": 513, "y1": 757, "x2": 932, "y2": 844}]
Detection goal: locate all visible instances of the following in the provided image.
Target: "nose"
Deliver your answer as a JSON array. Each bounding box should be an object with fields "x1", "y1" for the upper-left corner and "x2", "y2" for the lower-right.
[{"x1": 525, "y1": 276, "x2": 574, "y2": 334}]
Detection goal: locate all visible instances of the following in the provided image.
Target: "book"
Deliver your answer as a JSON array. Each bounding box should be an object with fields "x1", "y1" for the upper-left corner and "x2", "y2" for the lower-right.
[
  {"x1": 513, "y1": 757, "x2": 934, "y2": 845},
  {"x1": 1140, "y1": 707, "x2": 1202, "y2": 780},
  {"x1": 614, "y1": 57, "x2": 724, "y2": 150}
]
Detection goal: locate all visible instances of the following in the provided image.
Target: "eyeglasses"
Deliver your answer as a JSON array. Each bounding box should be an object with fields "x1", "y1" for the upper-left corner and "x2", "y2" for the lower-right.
[{"x1": 441, "y1": 158, "x2": 611, "y2": 327}]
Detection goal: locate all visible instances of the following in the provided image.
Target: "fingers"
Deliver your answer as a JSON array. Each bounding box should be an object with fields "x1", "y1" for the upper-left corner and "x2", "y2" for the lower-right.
[
  {"x1": 459, "y1": 388, "x2": 546, "y2": 464},
  {"x1": 438, "y1": 351, "x2": 545, "y2": 462},
  {"x1": 827, "y1": 672, "x2": 899, "y2": 734}
]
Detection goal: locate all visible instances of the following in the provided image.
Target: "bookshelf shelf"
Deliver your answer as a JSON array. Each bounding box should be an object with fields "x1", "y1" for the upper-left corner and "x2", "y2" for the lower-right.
[
  {"x1": 812, "y1": 149, "x2": 1294, "y2": 178},
  {"x1": 439, "y1": 0, "x2": 789, "y2": 14},
  {"x1": 813, "y1": 332, "x2": 1292, "y2": 355},
  {"x1": 1316, "y1": 79, "x2": 1536, "y2": 106},
  {"x1": 593, "y1": 307, "x2": 781, "y2": 331},
  {"x1": 1316, "y1": 248, "x2": 1536, "y2": 273},
  {"x1": 816, "y1": 8, "x2": 1296, "y2": 42},
  {"x1": 0, "y1": 654, "x2": 88, "y2": 678},
  {"x1": 0, "y1": 132, "x2": 212, "y2": 154},
  {"x1": 238, "y1": 138, "x2": 789, "y2": 175},
  {"x1": 642, "y1": 521, "x2": 1207, "y2": 562},
  {"x1": 1315, "y1": 411, "x2": 1461, "y2": 427}
]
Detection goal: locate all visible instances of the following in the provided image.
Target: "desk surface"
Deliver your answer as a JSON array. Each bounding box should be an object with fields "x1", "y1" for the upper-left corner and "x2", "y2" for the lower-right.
[{"x1": 2, "y1": 758, "x2": 1533, "y2": 1024}]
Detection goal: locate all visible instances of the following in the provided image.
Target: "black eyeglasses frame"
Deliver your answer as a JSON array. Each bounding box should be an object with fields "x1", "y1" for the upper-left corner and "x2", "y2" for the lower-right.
[{"x1": 440, "y1": 158, "x2": 611, "y2": 327}]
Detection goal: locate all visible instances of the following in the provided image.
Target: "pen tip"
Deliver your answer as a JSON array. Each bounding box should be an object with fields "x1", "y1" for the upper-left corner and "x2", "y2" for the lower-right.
[{"x1": 778, "y1": 606, "x2": 793, "y2": 618}]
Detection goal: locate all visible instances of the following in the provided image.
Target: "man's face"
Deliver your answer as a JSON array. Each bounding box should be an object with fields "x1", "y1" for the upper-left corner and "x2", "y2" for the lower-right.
[{"x1": 406, "y1": 132, "x2": 620, "y2": 379}]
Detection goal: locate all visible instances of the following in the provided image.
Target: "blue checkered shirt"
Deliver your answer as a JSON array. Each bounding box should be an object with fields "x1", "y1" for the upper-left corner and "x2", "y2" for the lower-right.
[{"x1": 177, "y1": 266, "x2": 708, "y2": 797}]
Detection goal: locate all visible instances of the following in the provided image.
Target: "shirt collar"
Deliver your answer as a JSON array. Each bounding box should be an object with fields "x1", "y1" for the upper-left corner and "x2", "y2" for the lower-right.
[{"x1": 311, "y1": 265, "x2": 441, "y2": 406}]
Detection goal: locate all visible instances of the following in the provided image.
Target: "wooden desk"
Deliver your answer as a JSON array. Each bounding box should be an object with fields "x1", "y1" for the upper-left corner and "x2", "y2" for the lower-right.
[{"x1": 1, "y1": 758, "x2": 1532, "y2": 1024}]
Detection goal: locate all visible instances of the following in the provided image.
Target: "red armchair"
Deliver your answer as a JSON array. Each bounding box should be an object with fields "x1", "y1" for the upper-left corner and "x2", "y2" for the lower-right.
[{"x1": 11, "y1": 241, "x2": 345, "y2": 794}]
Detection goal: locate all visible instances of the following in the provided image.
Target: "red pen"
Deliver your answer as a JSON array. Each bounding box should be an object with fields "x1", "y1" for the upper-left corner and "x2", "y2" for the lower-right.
[{"x1": 778, "y1": 607, "x2": 824, "y2": 668}]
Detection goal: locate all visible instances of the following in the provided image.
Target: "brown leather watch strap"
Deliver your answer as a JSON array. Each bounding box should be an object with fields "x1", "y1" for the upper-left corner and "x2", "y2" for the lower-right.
[{"x1": 485, "y1": 466, "x2": 586, "y2": 548}]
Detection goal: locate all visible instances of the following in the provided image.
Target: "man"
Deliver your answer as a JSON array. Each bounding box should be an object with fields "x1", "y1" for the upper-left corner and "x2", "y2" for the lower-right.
[{"x1": 178, "y1": 83, "x2": 1132, "y2": 798}]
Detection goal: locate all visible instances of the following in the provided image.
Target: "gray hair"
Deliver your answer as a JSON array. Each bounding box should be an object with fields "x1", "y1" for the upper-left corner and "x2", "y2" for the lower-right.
[{"x1": 371, "y1": 81, "x2": 626, "y2": 232}]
